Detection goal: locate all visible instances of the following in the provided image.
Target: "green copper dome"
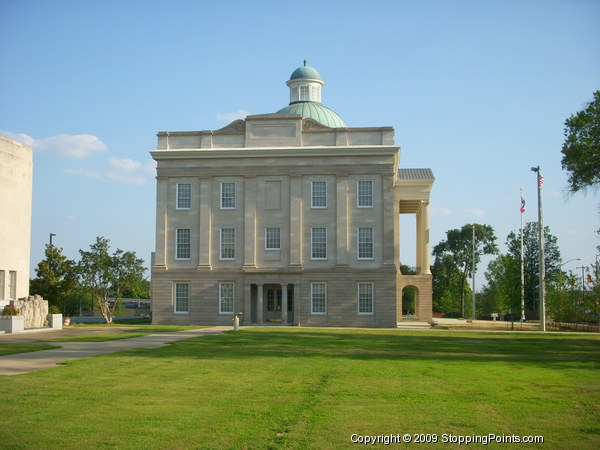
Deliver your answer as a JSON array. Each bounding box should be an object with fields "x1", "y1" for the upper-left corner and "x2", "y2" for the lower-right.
[
  {"x1": 276, "y1": 102, "x2": 347, "y2": 128},
  {"x1": 290, "y1": 63, "x2": 322, "y2": 81},
  {"x1": 276, "y1": 62, "x2": 347, "y2": 128}
]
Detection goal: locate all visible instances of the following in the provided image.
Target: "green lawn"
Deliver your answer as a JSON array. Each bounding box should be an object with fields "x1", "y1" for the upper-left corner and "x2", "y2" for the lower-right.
[
  {"x1": 1, "y1": 329, "x2": 598, "y2": 449},
  {"x1": 0, "y1": 344, "x2": 59, "y2": 356},
  {"x1": 43, "y1": 333, "x2": 149, "y2": 342}
]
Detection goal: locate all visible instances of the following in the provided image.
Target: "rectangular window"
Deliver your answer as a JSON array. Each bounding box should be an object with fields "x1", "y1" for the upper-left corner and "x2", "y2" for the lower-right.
[
  {"x1": 221, "y1": 182, "x2": 236, "y2": 209},
  {"x1": 265, "y1": 227, "x2": 281, "y2": 250},
  {"x1": 311, "y1": 282, "x2": 327, "y2": 314},
  {"x1": 358, "y1": 283, "x2": 374, "y2": 314},
  {"x1": 0, "y1": 270, "x2": 4, "y2": 300},
  {"x1": 358, "y1": 227, "x2": 374, "y2": 259},
  {"x1": 8, "y1": 271, "x2": 16, "y2": 299},
  {"x1": 220, "y1": 228, "x2": 236, "y2": 260},
  {"x1": 358, "y1": 180, "x2": 373, "y2": 207},
  {"x1": 219, "y1": 283, "x2": 235, "y2": 314},
  {"x1": 300, "y1": 85, "x2": 309, "y2": 101},
  {"x1": 311, "y1": 227, "x2": 327, "y2": 260},
  {"x1": 311, "y1": 181, "x2": 327, "y2": 208},
  {"x1": 176, "y1": 183, "x2": 192, "y2": 209},
  {"x1": 176, "y1": 228, "x2": 191, "y2": 260},
  {"x1": 174, "y1": 282, "x2": 190, "y2": 313}
]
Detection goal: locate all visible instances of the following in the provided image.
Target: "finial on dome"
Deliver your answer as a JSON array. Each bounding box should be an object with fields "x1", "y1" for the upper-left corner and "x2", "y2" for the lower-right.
[{"x1": 303, "y1": 60, "x2": 307, "y2": 66}]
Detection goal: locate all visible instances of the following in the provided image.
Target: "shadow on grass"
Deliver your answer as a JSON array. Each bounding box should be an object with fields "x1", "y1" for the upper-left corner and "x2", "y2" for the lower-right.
[{"x1": 115, "y1": 328, "x2": 600, "y2": 367}]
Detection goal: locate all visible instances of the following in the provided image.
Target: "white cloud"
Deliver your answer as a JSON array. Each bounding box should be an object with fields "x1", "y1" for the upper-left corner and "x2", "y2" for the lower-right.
[
  {"x1": 63, "y1": 168, "x2": 103, "y2": 181},
  {"x1": 216, "y1": 109, "x2": 250, "y2": 122},
  {"x1": 65, "y1": 215, "x2": 77, "y2": 221},
  {"x1": 1, "y1": 131, "x2": 107, "y2": 158},
  {"x1": 466, "y1": 208, "x2": 486, "y2": 219},
  {"x1": 64, "y1": 157, "x2": 154, "y2": 185},
  {"x1": 432, "y1": 207, "x2": 453, "y2": 216}
]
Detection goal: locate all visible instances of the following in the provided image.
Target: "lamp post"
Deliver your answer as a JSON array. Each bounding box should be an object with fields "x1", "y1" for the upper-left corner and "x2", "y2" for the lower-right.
[
  {"x1": 560, "y1": 258, "x2": 581, "y2": 269},
  {"x1": 49, "y1": 233, "x2": 56, "y2": 245},
  {"x1": 530, "y1": 166, "x2": 545, "y2": 331}
]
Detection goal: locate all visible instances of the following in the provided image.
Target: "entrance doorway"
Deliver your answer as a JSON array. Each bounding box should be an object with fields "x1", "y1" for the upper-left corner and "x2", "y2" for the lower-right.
[{"x1": 264, "y1": 285, "x2": 294, "y2": 323}]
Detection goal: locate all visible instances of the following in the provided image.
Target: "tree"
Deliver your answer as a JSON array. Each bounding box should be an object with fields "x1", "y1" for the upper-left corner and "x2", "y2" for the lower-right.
[
  {"x1": 561, "y1": 91, "x2": 600, "y2": 193},
  {"x1": 479, "y1": 254, "x2": 520, "y2": 318},
  {"x1": 431, "y1": 254, "x2": 471, "y2": 316},
  {"x1": 78, "y1": 237, "x2": 145, "y2": 324},
  {"x1": 30, "y1": 244, "x2": 78, "y2": 311},
  {"x1": 433, "y1": 224, "x2": 498, "y2": 317},
  {"x1": 505, "y1": 222, "x2": 562, "y2": 316}
]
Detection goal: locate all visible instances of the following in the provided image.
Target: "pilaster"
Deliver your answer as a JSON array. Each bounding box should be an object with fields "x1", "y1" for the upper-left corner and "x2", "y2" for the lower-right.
[
  {"x1": 244, "y1": 176, "x2": 257, "y2": 268},
  {"x1": 289, "y1": 176, "x2": 302, "y2": 267},
  {"x1": 198, "y1": 178, "x2": 212, "y2": 268},
  {"x1": 336, "y1": 176, "x2": 349, "y2": 266}
]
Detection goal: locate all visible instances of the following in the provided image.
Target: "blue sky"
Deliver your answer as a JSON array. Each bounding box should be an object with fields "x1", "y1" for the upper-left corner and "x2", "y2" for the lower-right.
[{"x1": 1, "y1": 0, "x2": 598, "y2": 285}]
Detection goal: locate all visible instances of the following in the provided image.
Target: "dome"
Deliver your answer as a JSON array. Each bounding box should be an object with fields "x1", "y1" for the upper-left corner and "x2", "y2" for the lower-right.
[
  {"x1": 276, "y1": 102, "x2": 347, "y2": 128},
  {"x1": 290, "y1": 63, "x2": 322, "y2": 81}
]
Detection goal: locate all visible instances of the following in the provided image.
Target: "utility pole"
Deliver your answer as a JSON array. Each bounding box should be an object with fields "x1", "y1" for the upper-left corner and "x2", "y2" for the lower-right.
[
  {"x1": 531, "y1": 166, "x2": 546, "y2": 332},
  {"x1": 472, "y1": 225, "x2": 476, "y2": 320},
  {"x1": 520, "y1": 188, "x2": 526, "y2": 322}
]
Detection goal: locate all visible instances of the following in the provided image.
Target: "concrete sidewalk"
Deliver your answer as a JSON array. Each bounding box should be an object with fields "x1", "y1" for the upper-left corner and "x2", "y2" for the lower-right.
[{"x1": 0, "y1": 326, "x2": 230, "y2": 376}]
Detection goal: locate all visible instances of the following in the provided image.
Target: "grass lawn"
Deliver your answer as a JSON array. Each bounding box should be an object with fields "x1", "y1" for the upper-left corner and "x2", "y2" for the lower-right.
[
  {"x1": 1, "y1": 328, "x2": 598, "y2": 449},
  {"x1": 43, "y1": 333, "x2": 149, "y2": 342},
  {"x1": 0, "y1": 344, "x2": 60, "y2": 356}
]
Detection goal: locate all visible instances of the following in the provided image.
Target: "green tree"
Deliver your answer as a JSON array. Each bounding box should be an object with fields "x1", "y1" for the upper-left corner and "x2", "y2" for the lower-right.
[
  {"x1": 29, "y1": 244, "x2": 78, "y2": 311},
  {"x1": 561, "y1": 91, "x2": 600, "y2": 193},
  {"x1": 431, "y1": 254, "x2": 471, "y2": 316},
  {"x1": 479, "y1": 254, "x2": 520, "y2": 318},
  {"x1": 78, "y1": 237, "x2": 145, "y2": 324},
  {"x1": 505, "y1": 222, "x2": 562, "y2": 316},
  {"x1": 433, "y1": 224, "x2": 498, "y2": 317}
]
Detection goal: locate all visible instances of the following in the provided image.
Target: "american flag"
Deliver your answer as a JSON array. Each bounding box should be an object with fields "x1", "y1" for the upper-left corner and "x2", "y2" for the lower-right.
[
  {"x1": 538, "y1": 175, "x2": 544, "y2": 188},
  {"x1": 520, "y1": 195, "x2": 526, "y2": 213}
]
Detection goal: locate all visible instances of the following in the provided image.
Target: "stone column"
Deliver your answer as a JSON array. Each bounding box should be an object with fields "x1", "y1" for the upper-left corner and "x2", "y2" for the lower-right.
[
  {"x1": 336, "y1": 176, "x2": 349, "y2": 266},
  {"x1": 244, "y1": 283, "x2": 252, "y2": 325},
  {"x1": 382, "y1": 177, "x2": 396, "y2": 266},
  {"x1": 256, "y1": 284, "x2": 264, "y2": 324},
  {"x1": 198, "y1": 178, "x2": 212, "y2": 268},
  {"x1": 154, "y1": 177, "x2": 168, "y2": 268},
  {"x1": 416, "y1": 207, "x2": 423, "y2": 274},
  {"x1": 244, "y1": 176, "x2": 257, "y2": 268},
  {"x1": 289, "y1": 176, "x2": 302, "y2": 267},
  {"x1": 281, "y1": 284, "x2": 288, "y2": 324},
  {"x1": 420, "y1": 201, "x2": 431, "y2": 274}
]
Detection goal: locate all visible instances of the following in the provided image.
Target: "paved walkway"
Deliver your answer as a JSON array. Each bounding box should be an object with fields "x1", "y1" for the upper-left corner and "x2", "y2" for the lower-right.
[{"x1": 0, "y1": 326, "x2": 230, "y2": 376}]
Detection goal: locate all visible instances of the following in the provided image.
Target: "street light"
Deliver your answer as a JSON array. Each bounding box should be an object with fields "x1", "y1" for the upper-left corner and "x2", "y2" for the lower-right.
[{"x1": 560, "y1": 258, "x2": 581, "y2": 268}]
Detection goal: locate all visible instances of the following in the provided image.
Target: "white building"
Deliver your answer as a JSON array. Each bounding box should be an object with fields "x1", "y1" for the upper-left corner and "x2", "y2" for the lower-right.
[
  {"x1": 0, "y1": 134, "x2": 33, "y2": 307},
  {"x1": 150, "y1": 63, "x2": 434, "y2": 327}
]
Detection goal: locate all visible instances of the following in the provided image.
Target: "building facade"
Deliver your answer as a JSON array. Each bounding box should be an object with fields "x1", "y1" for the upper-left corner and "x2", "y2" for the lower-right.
[
  {"x1": 0, "y1": 135, "x2": 33, "y2": 307},
  {"x1": 151, "y1": 64, "x2": 434, "y2": 327}
]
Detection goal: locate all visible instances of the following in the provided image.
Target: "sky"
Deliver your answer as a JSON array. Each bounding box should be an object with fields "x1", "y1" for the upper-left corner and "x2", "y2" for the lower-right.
[{"x1": 1, "y1": 0, "x2": 598, "y2": 287}]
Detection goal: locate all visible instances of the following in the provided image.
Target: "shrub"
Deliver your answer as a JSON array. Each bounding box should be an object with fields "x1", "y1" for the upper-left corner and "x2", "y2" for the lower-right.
[
  {"x1": 48, "y1": 305, "x2": 61, "y2": 315},
  {"x1": 2, "y1": 305, "x2": 19, "y2": 316},
  {"x1": 443, "y1": 311, "x2": 463, "y2": 318}
]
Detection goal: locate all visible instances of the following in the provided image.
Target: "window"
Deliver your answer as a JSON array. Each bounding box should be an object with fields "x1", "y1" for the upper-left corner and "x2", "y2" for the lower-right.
[
  {"x1": 311, "y1": 283, "x2": 327, "y2": 314},
  {"x1": 174, "y1": 282, "x2": 190, "y2": 313},
  {"x1": 265, "y1": 227, "x2": 281, "y2": 250},
  {"x1": 311, "y1": 181, "x2": 327, "y2": 208},
  {"x1": 358, "y1": 180, "x2": 373, "y2": 207},
  {"x1": 311, "y1": 228, "x2": 327, "y2": 260},
  {"x1": 220, "y1": 228, "x2": 236, "y2": 260},
  {"x1": 358, "y1": 283, "x2": 374, "y2": 314},
  {"x1": 9, "y1": 271, "x2": 16, "y2": 299},
  {"x1": 300, "y1": 85, "x2": 309, "y2": 101},
  {"x1": 176, "y1": 228, "x2": 191, "y2": 260},
  {"x1": 219, "y1": 283, "x2": 235, "y2": 314},
  {"x1": 0, "y1": 270, "x2": 4, "y2": 300},
  {"x1": 358, "y1": 227, "x2": 374, "y2": 259},
  {"x1": 221, "y1": 182, "x2": 236, "y2": 209},
  {"x1": 176, "y1": 183, "x2": 192, "y2": 209}
]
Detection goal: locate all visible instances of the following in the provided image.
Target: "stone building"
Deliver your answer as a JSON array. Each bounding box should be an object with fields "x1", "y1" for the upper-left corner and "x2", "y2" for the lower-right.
[
  {"x1": 0, "y1": 135, "x2": 33, "y2": 307},
  {"x1": 150, "y1": 63, "x2": 434, "y2": 327}
]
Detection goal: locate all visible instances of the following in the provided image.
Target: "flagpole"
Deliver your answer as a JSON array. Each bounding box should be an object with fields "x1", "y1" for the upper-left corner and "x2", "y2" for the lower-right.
[
  {"x1": 472, "y1": 224, "x2": 476, "y2": 320},
  {"x1": 531, "y1": 166, "x2": 546, "y2": 332},
  {"x1": 520, "y1": 188, "x2": 525, "y2": 323}
]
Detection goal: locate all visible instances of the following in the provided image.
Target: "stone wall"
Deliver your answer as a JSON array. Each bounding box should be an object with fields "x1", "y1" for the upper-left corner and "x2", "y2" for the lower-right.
[{"x1": 12, "y1": 295, "x2": 48, "y2": 329}]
